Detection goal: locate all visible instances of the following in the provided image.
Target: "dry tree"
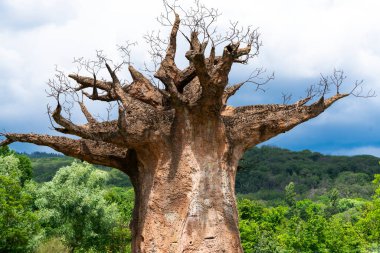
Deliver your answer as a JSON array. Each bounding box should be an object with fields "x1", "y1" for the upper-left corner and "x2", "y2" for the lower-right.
[{"x1": 0, "y1": 1, "x2": 373, "y2": 252}]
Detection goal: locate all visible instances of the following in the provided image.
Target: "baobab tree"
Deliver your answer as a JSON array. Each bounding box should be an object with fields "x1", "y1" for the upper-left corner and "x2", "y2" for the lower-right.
[{"x1": 0, "y1": 1, "x2": 370, "y2": 252}]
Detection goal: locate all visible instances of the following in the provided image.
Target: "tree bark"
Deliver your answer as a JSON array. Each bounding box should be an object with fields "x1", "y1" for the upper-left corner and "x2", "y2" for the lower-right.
[
  {"x1": 0, "y1": 3, "x2": 357, "y2": 251},
  {"x1": 129, "y1": 109, "x2": 243, "y2": 252}
]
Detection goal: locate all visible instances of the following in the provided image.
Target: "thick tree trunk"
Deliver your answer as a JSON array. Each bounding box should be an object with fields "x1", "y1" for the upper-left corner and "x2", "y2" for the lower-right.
[
  {"x1": 129, "y1": 110, "x2": 243, "y2": 252},
  {"x1": 0, "y1": 3, "x2": 353, "y2": 252}
]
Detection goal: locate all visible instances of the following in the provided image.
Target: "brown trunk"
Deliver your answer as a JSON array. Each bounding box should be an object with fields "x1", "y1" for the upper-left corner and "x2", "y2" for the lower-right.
[
  {"x1": 0, "y1": 3, "x2": 354, "y2": 251},
  {"x1": 129, "y1": 109, "x2": 243, "y2": 252}
]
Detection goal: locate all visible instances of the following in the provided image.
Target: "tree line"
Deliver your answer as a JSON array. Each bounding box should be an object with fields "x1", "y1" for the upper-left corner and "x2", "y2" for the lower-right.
[
  {"x1": 1, "y1": 146, "x2": 380, "y2": 252},
  {"x1": 237, "y1": 146, "x2": 379, "y2": 201},
  {"x1": 30, "y1": 146, "x2": 380, "y2": 200}
]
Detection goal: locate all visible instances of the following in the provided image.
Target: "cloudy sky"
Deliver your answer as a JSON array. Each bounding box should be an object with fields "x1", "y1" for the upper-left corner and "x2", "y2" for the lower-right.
[{"x1": 0, "y1": 0, "x2": 379, "y2": 156}]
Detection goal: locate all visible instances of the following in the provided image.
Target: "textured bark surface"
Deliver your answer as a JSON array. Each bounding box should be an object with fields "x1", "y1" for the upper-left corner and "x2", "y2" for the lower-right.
[
  {"x1": 1, "y1": 2, "x2": 354, "y2": 252},
  {"x1": 129, "y1": 112, "x2": 243, "y2": 252}
]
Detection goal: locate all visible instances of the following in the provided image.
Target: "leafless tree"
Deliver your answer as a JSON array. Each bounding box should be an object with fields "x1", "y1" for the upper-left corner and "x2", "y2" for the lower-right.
[{"x1": 0, "y1": 1, "x2": 372, "y2": 252}]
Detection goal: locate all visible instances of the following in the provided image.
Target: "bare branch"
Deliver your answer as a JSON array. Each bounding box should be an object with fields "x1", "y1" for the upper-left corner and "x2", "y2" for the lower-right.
[
  {"x1": 0, "y1": 138, "x2": 12, "y2": 147},
  {"x1": 50, "y1": 103, "x2": 126, "y2": 146},
  {"x1": 0, "y1": 133, "x2": 132, "y2": 172},
  {"x1": 105, "y1": 62, "x2": 135, "y2": 109},
  {"x1": 222, "y1": 83, "x2": 244, "y2": 105},
  {"x1": 78, "y1": 96, "x2": 97, "y2": 124},
  {"x1": 117, "y1": 41, "x2": 137, "y2": 66},
  {"x1": 177, "y1": 65, "x2": 196, "y2": 92},
  {"x1": 222, "y1": 68, "x2": 273, "y2": 105},
  {"x1": 318, "y1": 73, "x2": 331, "y2": 97},
  {"x1": 350, "y1": 80, "x2": 376, "y2": 98},
  {"x1": 117, "y1": 106, "x2": 128, "y2": 137},
  {"x1": 127, "y1": 66, "x2": 165, "y2": 107},
  {"x1": 294, "y1": 96, "x2": 313, "y2": 107},
  {"x1": 105, "y1": 63, "x2": 121, "y2": 86},
  {"x1": 185, "y1": 32, "x2": 210, "y2": 85},
  {"x1": 70, "y1": 71, "x2": 164, "y2": 108},
  {"x1": 224, "y1": 93, "x2": 349, "y2": 150},
  {"x1": 281, "y1": 92, "x2": 292, "y2": 105},
  {"x1": 69, "y1": 74, "x2": 113, "y2": 91},
  {"x1": 313, "y1": 70, "x2": 375, "y2": 99},
  {"x1": 166, "y1": 13, "x2": 180, "y2": 61},
  {"x1": 144, "y1": 30, "x2": 168, "y2": 74}
]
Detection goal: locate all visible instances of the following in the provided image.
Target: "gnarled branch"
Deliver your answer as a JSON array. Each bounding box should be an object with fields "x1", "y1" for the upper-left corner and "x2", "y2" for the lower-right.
[
  {"x1": 0, "y1": 133, "x2": 133, "y2": 172},
  {"x1": 71, "y1": 70, "x2": 164, "y2": 108},
  {"x1": 222, "y1": 68, "x2": 273, "y2": 106},
  {"x1": 185, "y1": 32, "x2": 209, "y2": 84},
  {"x1": 224, "y1": 93, "x2": 349, "y2": 150},
  {"x1": 222, "y1": 83, "x2": 244, "y2": 105},
  {"x1": 50, "y1": 103, "x2": 126, "y2": 146},
  {"x1": 78, "y1": 101, "x2": 97, "y2": 125}
]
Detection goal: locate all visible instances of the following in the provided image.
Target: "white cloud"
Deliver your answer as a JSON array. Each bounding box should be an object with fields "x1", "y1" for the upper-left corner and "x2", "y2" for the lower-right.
[
  {"x1": 2, "y1": 0, "x2": 379, "y2": 84},
  {"x1": 0, "y1": 0, "x2": 76, "y2": 30},
  {"x1": 0, "y1": 0, "x2": 379, "y2": 153}
]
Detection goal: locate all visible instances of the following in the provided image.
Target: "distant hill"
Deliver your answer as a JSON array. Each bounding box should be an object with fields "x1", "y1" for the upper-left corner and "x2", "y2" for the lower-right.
[
  {"x1": 29, "y1": 154, "x2": 131, "y2": 187},
  {"x1": 25, "y1": 151, "x2": 65, "y2": 158},
  {"x1": 27, "y1": 147, "x2": 380, "y2": 200},
  {"x1": 29, "y1": 156, "x2": 74, "y2": 182},
  {"x1": 236, "y1": 146, "x2": 380, "y2": 200}
]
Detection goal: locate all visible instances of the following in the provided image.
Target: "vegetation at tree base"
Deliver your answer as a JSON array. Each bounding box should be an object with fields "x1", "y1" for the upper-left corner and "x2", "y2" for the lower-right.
[
  {"x1": 2, "y1": 146, "x2": 380, "y2": 252},
  {"x1": 1, "y1": 146, "x2": 33, "y2": 186},
  {"x1": 35, "y1": 237, "x2": 70, "y2": 253},
  {"x1": 0, "y1": 149, "x2": 40, "y2": 252},
  {"x1": 2, "y1": 0, "x2": 374, "y2": 249},
  {"x1": 0, "y1": 149, "x2": 133, "y2": 252},
  {"x1": 29, "y1": 162, "x2": 129, "y2": 252}
]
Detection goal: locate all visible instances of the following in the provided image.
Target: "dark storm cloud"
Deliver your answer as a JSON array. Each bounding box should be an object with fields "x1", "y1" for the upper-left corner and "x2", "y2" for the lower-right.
[{"x1": 227, "y1": 74, "x2": 380, "y2": 156}]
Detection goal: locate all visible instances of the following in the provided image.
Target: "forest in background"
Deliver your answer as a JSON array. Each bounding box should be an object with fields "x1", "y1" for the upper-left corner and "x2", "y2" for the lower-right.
[
  {"x1": 2, "y1": 146, "x2": 380, "y2": 252},
  {"x1": 29, "y1": 146, "x2": 380, "y2": 200}
]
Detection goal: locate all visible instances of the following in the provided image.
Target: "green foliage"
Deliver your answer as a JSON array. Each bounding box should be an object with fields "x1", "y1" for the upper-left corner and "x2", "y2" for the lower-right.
[
  {"x1": 0, "y1": 145, "x2": 12, "y2": 156},
  {"x1": 325, "y1": 188, "x2": 340, "y2": 217},
  {"x1": 238, "y1": 198, "x2": 286, "y2": 252},
  {"x1": 324, "y1": 216, "x2": 366, "y2": 253},
  {"x1": 106, "y1": 168, "x2": 132, "y2": 187},
  {"x1": 0, "y1": 146, "x2": 33, "y2": 185},
  {"x1": 237, "y1": 180, "x2": 377, "y2": 253},
  {"x1": 374, "y1": 173, "x2": 380, "y2": 198},
  {"x1": 16, "y1": 154, "x2": 33, "y2": 185},
  {"x1": 28, "y1": 152, "x2": 64, "y2": 158},
  {"x1": 0, "y1": 154, "x2": 41, "y2": 252},
  {"x1": 285, "y1": 182, "x2": 296, "y2": 208},
  {"x1": 0, "y1": 154, "x2": 22, "y2": 179},
  {"x1": 104, "y1": 187, "x2": 134, "y2": 252},
  {"x1": 356, "y1": 174, "x2": 380, "y2": 250},
  {"x1": 29, "y1": 147, "x2": 377, "y2": 200},
  {"x1": 1, "y1": 148, "x2": 379, "y2": 252},
  {"x1": 337, "y1": 198, "x2": 366, "y2": 213},
  {"x1": 104, "y1": 187, "x2": 134, "y2": 222},
  {"x1": 238, "y1": 198, "x2": 265, "y2": 221},
  {"x1": 279, "y1": 202, "x2": 328, "y2": 252},
  {"x1": 237, "y1": 146, "x2": 379, "y2": 200},
  {"x1": 334, "y1": 172, "x2": 373, "y2": 198},
  {"x1": 35, "y1": 237, "x2": 69, "y2": 253},
  {"x1": 30, "y1": 162, "x2": 124, "y2": 252}
]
